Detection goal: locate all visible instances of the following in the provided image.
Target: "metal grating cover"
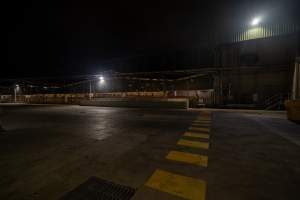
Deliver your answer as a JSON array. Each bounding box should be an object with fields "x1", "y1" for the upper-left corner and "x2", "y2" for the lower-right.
[{"x1": 61, "y1": 176, "x2": 136, "y2": 200}]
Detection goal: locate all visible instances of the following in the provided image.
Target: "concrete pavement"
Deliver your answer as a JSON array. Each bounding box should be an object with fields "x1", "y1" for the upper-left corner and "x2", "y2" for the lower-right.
[{"x1": 0, "y1": 105, "x2": 299, "y2": 200}]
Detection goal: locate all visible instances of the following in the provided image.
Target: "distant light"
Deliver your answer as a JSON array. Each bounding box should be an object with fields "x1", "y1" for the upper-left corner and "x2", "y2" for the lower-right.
[
  {"x1": 15, "y1": 84, "x2": 20, "y2": 92},
  {"x1": 98, "y1": 76, "x2": 105, "y2": 84},
  {"x1": 251, "y1": 17, "x2": 261, "y2": 26}
]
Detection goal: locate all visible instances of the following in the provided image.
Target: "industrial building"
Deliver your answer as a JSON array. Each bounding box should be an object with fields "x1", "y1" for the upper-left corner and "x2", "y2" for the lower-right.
[
  {"x1": 1, "y1": 22, "x2": 299, "y2": 109},
  {"x1": 212, "y1": 23, "x2": 299, "y2": 108}
]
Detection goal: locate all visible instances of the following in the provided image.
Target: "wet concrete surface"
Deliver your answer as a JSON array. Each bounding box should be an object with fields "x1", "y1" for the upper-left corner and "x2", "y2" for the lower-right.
[{"x1": 0, "y1": 105, "x2": 300, "y2": 200}]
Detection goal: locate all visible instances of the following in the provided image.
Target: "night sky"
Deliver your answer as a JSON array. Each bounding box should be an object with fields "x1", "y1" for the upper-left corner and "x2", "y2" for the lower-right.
[{"x1": 4, "y1": 0, "x2": 299, "y2": 78}]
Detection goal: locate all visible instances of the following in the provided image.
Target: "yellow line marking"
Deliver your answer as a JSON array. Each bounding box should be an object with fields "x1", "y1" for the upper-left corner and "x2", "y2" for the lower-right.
[
  {"x1": 184, "y1": 132, "x2": 210, "y2": 139},
  {"x1": 166, "y1": 151, "x2": 208, "y2": 167},
  {"x1": 177, "y1": 139, "x2": 209, "y2": 149},
  {"x1": 189, "y1": 127, "x2": 210, "y2": 132},
  {"x1": 145, "y1": 169, "x2": 206, "y2": 200}
]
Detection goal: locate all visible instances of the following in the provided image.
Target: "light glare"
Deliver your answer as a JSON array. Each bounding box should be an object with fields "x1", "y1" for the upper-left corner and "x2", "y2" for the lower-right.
[
  {"x1": 251, "y1": 17, "x2": 261, "y2": 26},
  {"x1": 98, "y1": 76, "x2": 105, "y2": 84}
]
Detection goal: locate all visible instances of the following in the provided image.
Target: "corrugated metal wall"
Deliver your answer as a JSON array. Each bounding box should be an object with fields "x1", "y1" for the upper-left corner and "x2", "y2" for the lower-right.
[{"x1": 232, "y1": 24, "x2": 299, "y2": 43}]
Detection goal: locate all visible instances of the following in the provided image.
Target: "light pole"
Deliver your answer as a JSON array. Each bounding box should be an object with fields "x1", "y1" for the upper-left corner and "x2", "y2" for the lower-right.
[
  {"x1": 14, "y1": 84, "x2": 19, "y2": 103},
  {"x1": 98, "y1": 76, "x2": 105, "y2": 93},
  {"x1": 89, "y1": 80, "x2": 92, "y2": 100}
]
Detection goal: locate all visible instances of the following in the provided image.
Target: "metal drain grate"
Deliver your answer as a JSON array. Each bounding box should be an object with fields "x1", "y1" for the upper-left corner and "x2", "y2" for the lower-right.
[{"x1": 61, "y1": 176, "x2": 136, "y2": 200}]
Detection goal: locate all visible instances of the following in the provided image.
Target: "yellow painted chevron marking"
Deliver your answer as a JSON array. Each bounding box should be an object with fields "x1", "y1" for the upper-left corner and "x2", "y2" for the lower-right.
[
  {"x1": 177, "y1": 139, "x2": 209, "y2": 149},
  {"x1": 166, "y1": 151, "x2": 208, "y2": 167},
  {"x1": 189, "y1": 127, "x2": 210, "y2": 132},
  {"x1": 145, "y1": 169, "x2": 206, "y2": 200},
  {"x1": 184, "y1": 132, "x2": 210, "y2": 139}
]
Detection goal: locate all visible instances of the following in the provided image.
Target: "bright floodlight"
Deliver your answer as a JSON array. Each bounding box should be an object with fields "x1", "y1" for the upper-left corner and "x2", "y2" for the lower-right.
[
  {"x1": 98, "y1": 76, "x2": 105, "y2": 84},
  {"x1": 251, "y1": 17, "x2": 261, "y2": 26}
]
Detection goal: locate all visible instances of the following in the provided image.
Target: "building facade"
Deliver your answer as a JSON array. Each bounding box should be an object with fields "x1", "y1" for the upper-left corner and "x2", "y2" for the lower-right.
[{"x1": 213, "y1": 24, "x2": 299, "y2": 107}]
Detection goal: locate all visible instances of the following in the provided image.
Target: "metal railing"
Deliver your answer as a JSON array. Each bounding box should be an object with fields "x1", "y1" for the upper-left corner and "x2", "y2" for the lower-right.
[{"x1": 265, "y1": 93, "x2": 290, "y2": 110}]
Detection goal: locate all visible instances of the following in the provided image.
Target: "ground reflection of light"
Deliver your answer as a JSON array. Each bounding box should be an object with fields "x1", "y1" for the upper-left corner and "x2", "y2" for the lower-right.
[{"x1": 84, "y1": 119, "x2": 113, "y2": 140}]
